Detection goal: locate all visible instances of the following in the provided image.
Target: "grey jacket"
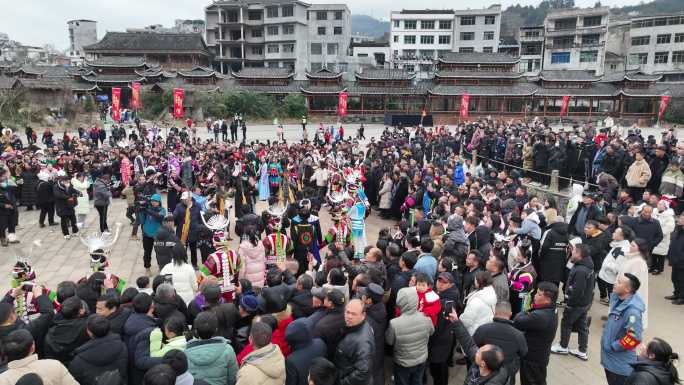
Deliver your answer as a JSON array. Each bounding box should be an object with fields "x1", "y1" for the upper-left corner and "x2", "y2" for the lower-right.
[
  {"x1": 93, "y1": 179, "x2": 111, "y2": 207},
  {"x1": 491, "y1": 272, "x2": 510, "y2": 306},
  {"x1": 385, "y1": 287, "x2": 434, "y2": 367}
]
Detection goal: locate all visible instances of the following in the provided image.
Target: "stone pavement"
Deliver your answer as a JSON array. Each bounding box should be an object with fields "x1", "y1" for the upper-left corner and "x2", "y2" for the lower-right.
[{"x1": 2, "y1": 195, "x2": 681, "y2": 384}]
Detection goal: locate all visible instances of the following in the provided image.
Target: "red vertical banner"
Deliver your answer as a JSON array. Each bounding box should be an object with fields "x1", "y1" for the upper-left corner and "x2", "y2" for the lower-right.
[
  {"x1": 659, "y1": 95, "x2": 670, "y2": 120},
  {"x1": 560, "y1": 95, "x2": 571, "y2": 117},
  {"x1": 131, "y1": 82, "x2": 141, "y2": 110},
  {"x1": 173, "y1": 88, "x2": 184, "y2": 119},
  {"x1": 460, "y1": 94, "x2": 470, "y2": 119},
  {"x1": 111, "y1": 87, "x2": 121, "y2": 122},
  {"x1": 338, "y1": 91, "x2": 348, "y2": 116}
]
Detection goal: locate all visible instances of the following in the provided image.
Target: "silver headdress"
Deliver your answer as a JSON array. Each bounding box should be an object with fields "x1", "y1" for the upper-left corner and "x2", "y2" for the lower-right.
[
  {"x1": 202, "y1": 212, "x2": 230, "y2": 244},
  {"x1": 12, "y1": 240, "x2": 42, "y2": 282},
  {"x1": 79, "y1": 223, "x2": 122, "y2": 262}
]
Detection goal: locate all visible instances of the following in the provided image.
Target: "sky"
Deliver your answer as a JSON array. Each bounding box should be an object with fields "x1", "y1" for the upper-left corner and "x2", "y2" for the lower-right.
[{"x1": 3, "y1": 0, "x2": 646, "y2": 50}]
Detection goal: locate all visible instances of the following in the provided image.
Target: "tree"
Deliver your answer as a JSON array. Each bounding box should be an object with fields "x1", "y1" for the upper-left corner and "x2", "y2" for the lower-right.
[{"x1": 282, "y1": 94, "x2": 307, "y2": 118}]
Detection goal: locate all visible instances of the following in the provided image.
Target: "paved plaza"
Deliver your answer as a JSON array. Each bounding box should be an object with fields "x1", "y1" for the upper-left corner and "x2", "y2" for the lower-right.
[{"x1": 1, "y1": 194, "x2": 681, "y2": 384}]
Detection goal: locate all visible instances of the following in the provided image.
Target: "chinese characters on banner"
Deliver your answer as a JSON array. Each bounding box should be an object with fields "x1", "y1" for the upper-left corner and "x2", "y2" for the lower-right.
[
  {"x1": 131, "y1": 82, "x2": 141, "y2": 110},
  {"x1": 560, "y1": 96, "x2": 571, "y2": 117},
  {"x1": 111, "y1": 88, "x2": 121, "y2": 122},
  {"x1": 659, "y1": 95, "x2": 670, "y2": 120},
  {"x1": 173, "y1": 88, "x2": 184, "y2": 119},
  {"x1": 338, "y1": 91, "x2": 348, "y2": 116},
  {"x1": 460, "y1": 94, "x2": 470, "y2": 119}
]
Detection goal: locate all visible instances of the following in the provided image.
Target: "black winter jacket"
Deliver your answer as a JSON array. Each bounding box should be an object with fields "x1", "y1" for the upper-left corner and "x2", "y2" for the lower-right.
[
  {"x1": 625, "y1": 359, "x2": 676, "y2": 385},
  {"x1": 35, "y1": 180, "x2": 54, "y2": 205},
  {"x1": 668, "y1": 225, "x2": 684, "y2": 268},
  {"x1": 68, "y1": 333, "x2": 128, "y2": 385},
  {"x1": 334, "y1": 321, "x2": 375, "y2": 385},
  {"x1": 565, "y1": 257, "x2": 595, "y2": 308},
  {"x1": 0, "y1": 294, "x2": 55, "y2": 355},
  {"x1": 285, "y1": 318, "x2": 327, "y2": 385},
  {"x1": 53, "y1": 182, "x2": 79, "y2": 217},
  {"x1": 365, "y1": 301, "x2": 387, "y2": 385},
  {"x1": 289, "y1": 289, "x2": 314, "y2": 319},
  {"x1": 454, "y1": 320, "x2": 509, "y2": 385},
  {"x1": 539, "y1": 222, "x2": 569, "y2": 283},
  {"x1": 44, "y1": 316, "x2": 89, "y2": 365},
  {"x1": 313, "y1": 307, "x2": 346, "y2": 359},
  {"x1": 107, "y1": 307, "x2": 132, "y2": 337},
  {"x1": 473, "y1": 318, "x2": 528, "y2": 382},
  {"x1": 428, "y1": 285, "x2": 460, "y2": 363},
  {"x1": 620, "y1": 216, "x2": 663, "y2": 253},
  {"x1": 513, "y1": 305, "x2": 558, "y2": 366}
]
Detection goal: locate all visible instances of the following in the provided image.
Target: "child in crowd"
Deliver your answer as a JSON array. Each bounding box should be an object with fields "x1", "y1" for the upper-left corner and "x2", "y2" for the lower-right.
[{"x1": 413, "y1": 272, "x2": 441, "y2": 326}]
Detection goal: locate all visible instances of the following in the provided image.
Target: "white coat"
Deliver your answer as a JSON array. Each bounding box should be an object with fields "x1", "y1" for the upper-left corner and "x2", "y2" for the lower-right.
[
  {"x1": 159, "y1": 262, "x2": 198, "y2": 304},
  {"x1": 71, "y1": 177, "x2": 91, "y2": 216},
  {"x1": 460, "y1": 285, "x2": 497, "y2": 335},
  {"x1": 653, "y1": 208, "x2": 675, "y2": 256},
  {"x1": 617, "y1": 251, "x2": 649, "y2": 329}
]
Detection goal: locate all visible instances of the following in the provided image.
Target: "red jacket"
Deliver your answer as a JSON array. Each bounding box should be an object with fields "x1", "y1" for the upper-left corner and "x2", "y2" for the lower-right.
[
  {"x1": 236, "y1": 314, "x2": 293, "y2": 366},
  {"x1": 417, "y1": 288, "x2": 441, "y2": 326}
]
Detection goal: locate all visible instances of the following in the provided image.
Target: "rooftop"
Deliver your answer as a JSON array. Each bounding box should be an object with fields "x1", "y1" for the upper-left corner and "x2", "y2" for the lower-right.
[
  {"x1": 538, "y1": 69, "x2": 601, "y2": 82},
  {"x1": 438, "y1": 52, "x2": 520, "y2": 64},
  {"x1": 354, "y1": 69, "x2": 415, "y2": 80},
  {"x1": 435, "y1": 70, "x2": 523, "y2": 79},
  {"x1": 231, "y1": 67, "x2": 294, "y2": 79},
  {"x1": 397, "y1": 9, "x2": 455, "y2": 14},
  {"x1": 83, "y1": 32, "x2": 210, "y2": 54},
  {"x1": 85, "y1": 56, "x2": 148, "y2": 68},
  {"x1": 305, "y1": 68, "x2": 343, "y2": 79}
]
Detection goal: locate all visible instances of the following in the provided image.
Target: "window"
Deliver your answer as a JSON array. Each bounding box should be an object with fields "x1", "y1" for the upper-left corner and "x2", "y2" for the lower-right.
[
  {"x1": 551, "y1": 52, "x2": 571, "y2": 64},
  {"x1": 629, "y1": 53, "x2": 648, "y2": 65},
  {"x1": 437, "y1": 49, "x2": 450, "y2": 58},
  {"x1": 311, "y1": 62, "x2": 322, "y2": 71},
  {"x1": 460, "y1": 32, "x2": 474, "y2": 41},
  {"x1": 283, "y1": 43, "x2": 295, "y2": 53},
  {"x1": 582, "y1": 34, "x2": 600, "y2": 46},
  {"x1": 266, "y1": 6, "x2": 278, "y2": 18},
  {"x1": 485, "y1": 15, "x2": 496, "y2": 25},
  {"x1": 579, "y1": 50, "x2": 598, "y2": 62},
  {"x1": 311, "y1": 43, "x2": 322, "y2": 55},
  {"x1": 676, "y1": 33, "x2": 684, "y2": 43},
  {"x1": 631, "y1": 36, "x2": 650, "y2": 46},
  {"x1": 334, "y1": 11, "x2": 343, "y2": 20},
  {"x1": 327, "y1": 43, "x2": 338, "y2": 55},
  {"x1": 334, "y1": 26, "x2": 342, "y2": 35},
  {"x1": 316, "y1": 11, "x2": 327, "y2": 20},
  {"x1": 225, "y1": 11, "x2": 238, "y2": 22},
  {"x1": 251, "y1": 46, "x2": 263, "y2": 55},
  {"x1": 317, "y1": 27, "x2": 326, "y2": 35},
  {"x1": 669, "y1": 16, "x2": 684, "y2": 25},
  {"x1": 404, "y1": 20, "x2": 417, "y2": 29},
  {"x1": 459, "y1": 47, "x2": 474, "y2": 53},
  {"x1": 657, "y1": 34, "x2": 671, "y2": 44},
  {"x1": 248, "y1": 10, "x2": 262, "y2": 20},
  {"x1": 283, "y1": 24, "x2": 294, "y2": 35},
  {"x1": 420, "y1": 35, "x2": 434, "y2": 44},
  {"x1": 655, "y1": 51, "x2": 669, "y2": 64},
  {"x1": 282, "y1": 5, "x2": 293, "y2": 17},
  {"x1": 419, "y1": 49, "x2": 434, "y2": 58},
  {"x1": 403, "y1": 49, "x2": 416, "y2": 58},
  {"x1": 421, "y1": 20, "x2": 435, "y2": 29},
  {"x1": 404, "y1": 35, "x2": 416, "y2": 44},
  {"x1": 438, "y1": 35, "x2": 451, "y2": 44},
  {"x1": 654, "y1": 18, "x2": 667, "y2": 26},
  {"x1": 251, "y1": 28, "x2": 263, "y2": 38},
  {"x1": 393, "y1": 35, "x2": 399, "y2": 42},
  {"x1": 483, "y1": 46, "x2": 493, "y2": 53},
  {"x1": 393, "y1": 20, "x2": 400, "y2": 28},
  {"x1": 673, "y1": 51, "x2": 684, "y2": 63},
  {"x1": 420, "y1": 64, "x2": 432, "y2": 72},
  {"x1": 554, "y1": 18, "x2": 576, "y2": 30},
  {"x1": 583, "y1": 16, "x2": 602, "y2": 27},
  {"x1": 267, "y1": 44, "x2": 279, "y2": 53},
  {"x1": 461, "y1": 16, "x2": 475, "y2": 26},
  {"x1": 267, "y1": 26, "x2": 278, "y2": 35},
  {"x1": 404, "y1": 64, "x2": 415, "y2": 72},
  {"x1": 439, "y1": 20, "x2": 452, "y2": 29},
  {"x1": 357, "y1": 53, "x2": 368, "y2": 57},
  {"x1": 483, "y1": 31, "x2": 494, "y2": 40}
]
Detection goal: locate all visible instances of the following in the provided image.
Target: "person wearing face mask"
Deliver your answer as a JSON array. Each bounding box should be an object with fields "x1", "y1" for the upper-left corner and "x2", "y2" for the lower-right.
[{"x1": 52, "y1": 172, "x2": 80, "y2": 240}]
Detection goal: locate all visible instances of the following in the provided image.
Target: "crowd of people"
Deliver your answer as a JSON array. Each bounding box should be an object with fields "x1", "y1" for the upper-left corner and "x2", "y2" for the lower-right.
[{"x1": 0, "y1": 117, "x2": 682, "y2": 385}]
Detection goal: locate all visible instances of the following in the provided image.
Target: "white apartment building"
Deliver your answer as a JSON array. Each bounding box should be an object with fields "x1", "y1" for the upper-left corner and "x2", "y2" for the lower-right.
[
  {"x1": 205, "y1": 0, "x2": 350, "y2": 77},
  {"x1": 519, "y1": 26, "x2": 544, "y2": 75},
  {"x1": 626, "y1": 13, "x2": 684, "y2": 80},
  {"x1": 389, "y1": 6, "x2": 501, "y2": 78},
  {"x1": 67, "y1": 19, "x2": 97, "y2": 65},
  {"x1": 542, "y1": 7, "x2": 609, "y2": 75}
]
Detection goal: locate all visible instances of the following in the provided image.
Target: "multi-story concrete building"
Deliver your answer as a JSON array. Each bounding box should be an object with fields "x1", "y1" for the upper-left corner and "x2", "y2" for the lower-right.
[
  {"x1": 389, "y1": 6, "x2": 501, "y2": 79},
  {"x1": 307, "y1": 4, "x2": 352, "y2": 73},
  {"x1": 204, "y1": 0, "x2": 349, "y2": 77},
  {"x1": 519, "y1": 26, "x2": 544, "y2": 75},
  {"x1": 67, "y1": 19, "x2": 97, "y2": 65},
  {"x1": 126, "y1": 20, "x2": 206, "y2": 35},
  {"x1": 625, "y1": 13, "x2": 684, "y2": 80},
  {"x1": 542, "y1": 7, "x2": 609, "y2": 75}
]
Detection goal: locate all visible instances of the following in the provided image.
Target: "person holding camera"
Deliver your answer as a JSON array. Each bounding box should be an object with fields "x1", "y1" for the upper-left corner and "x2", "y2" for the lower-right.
[
  {"x1": 140, "y1": 194, "x2": 167, "y2": 275},
  {"x1": 53, "y1": 172, "x2": 80, "y2": 240}
]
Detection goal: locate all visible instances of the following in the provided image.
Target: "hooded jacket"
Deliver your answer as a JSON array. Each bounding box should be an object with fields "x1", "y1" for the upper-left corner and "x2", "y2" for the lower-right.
[
  {"x1": 386, "y1": 287, "x2": 434, "y2": 367},
  {"x1": 617, "y1": 251, "x2": 650, "y2": 330},
  {"x1": 236, "y1": 344, "x2": 285, "y2": 385},
  {"x1": 539, "y1": 221, "x2": 569, "y2": 283},
  {"x1": 461, "y1": 285, "x2": 497, "y2": 335},
  {"x1": 653, "y1": 208, "x2": 676, "y2": 256},
  {"x1": 44, "y1": 316, "x2": 89, "y2": 366},
  {"x1": 186, "y1": 336, "x2": 238, "y2": 385},
  {"x1": 565, "y1": 257, "x2": 595, "y2": 308},
  {"x1": 625, "y1": 359, "x2": 676, "y2": 385},
  {"x1": 514, "y1": 211, "x2": 541, "y2": 240},
  {"x1": 68, "y1": 333, "x2": 128, "y2": 385},
  {"x1": 284, "y1": 319, "x2": 327, "y2": 385},
  {"x1": 442, "y1": 215, "x2": 469, "y2": 261},
  {"x1": 601, "y1": 293, "x2": 645, "y2": 376}
]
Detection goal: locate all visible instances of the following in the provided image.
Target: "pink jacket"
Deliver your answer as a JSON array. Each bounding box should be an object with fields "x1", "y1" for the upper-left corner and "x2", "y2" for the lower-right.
[
  {"x1": 238, "y1": 240, "x2": 266, "y2": 288},
  {"x1": 120, "y1": 157, "x2": 132, "y2": 186}
]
